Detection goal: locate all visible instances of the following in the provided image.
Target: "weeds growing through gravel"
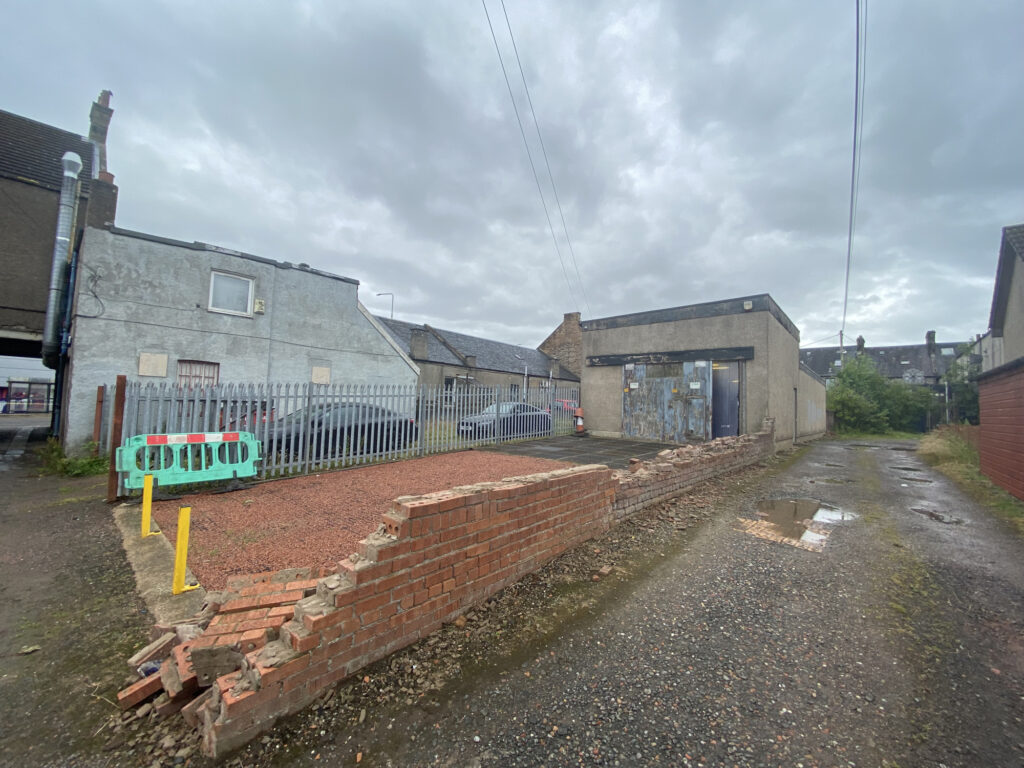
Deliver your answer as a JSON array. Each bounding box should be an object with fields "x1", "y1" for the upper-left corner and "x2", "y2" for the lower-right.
[
  {"x1": 38, "y1": 439, "x2": 109, "y2": 477},
  {"x1": 918, "y1": 428, "x2": 1024, "y2": 537}
]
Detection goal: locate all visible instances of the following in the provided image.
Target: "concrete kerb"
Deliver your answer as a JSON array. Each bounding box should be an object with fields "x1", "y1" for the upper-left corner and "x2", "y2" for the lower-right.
[{"x1": 113, "y1": 503, "x2": 207, "y2": 625}]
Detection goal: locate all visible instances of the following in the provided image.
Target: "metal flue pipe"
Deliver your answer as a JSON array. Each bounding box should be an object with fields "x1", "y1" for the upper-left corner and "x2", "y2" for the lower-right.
[{"x1": 42, "y1": 151, "x2": 82, "y2": 369}]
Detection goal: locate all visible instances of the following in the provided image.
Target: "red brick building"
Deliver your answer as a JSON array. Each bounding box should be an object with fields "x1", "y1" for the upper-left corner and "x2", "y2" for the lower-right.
[{"x1": 978, "y1": 225, "x2": 1024, "y2": 501}]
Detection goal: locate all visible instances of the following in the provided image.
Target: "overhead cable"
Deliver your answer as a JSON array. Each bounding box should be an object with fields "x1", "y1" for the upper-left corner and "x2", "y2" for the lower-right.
[
  {"x1": 499, "y1": 0, "x2": 592, "y2": 317},
  {"x1": 841, "y1": 0, "x2": 868, "y2": 341},
  {"x1": 481, "y1": 0, "x2": 579, "y2": 313}
]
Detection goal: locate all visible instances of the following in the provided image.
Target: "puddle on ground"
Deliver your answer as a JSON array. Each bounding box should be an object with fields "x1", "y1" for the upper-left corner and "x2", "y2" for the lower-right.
[
  {"x1": 912, "y1": 507, "x2": 963, "y2": 525},
  {"x1": 891, "y1": 465, "x2": 923, "y2": 472},
  {"x1": 899, "y1": 476, "x2": 932, "y2": 484},
  {"x1": 823, "y1": 462, "x2": 844, "y2": 468},
  {"x1": 736, "y1": 498, "x2": 858, "y2": 552},
  {"x1": 889, "y1": 446, "x2": 916, "y2": 452}
]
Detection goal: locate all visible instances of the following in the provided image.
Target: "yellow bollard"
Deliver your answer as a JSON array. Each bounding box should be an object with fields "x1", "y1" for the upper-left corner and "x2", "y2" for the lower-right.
[
  {"x1": 172, "y1": 506, "x2": 200, "y2": 595},
  {"x1": 141, "y1": 474, "x2": 155, "y2": 538}
]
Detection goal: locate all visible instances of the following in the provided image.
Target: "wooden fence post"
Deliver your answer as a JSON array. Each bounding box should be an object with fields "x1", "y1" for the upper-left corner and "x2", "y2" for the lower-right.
[{"x1": 106, "y1": 375, "x2": 127, "y2": 503}]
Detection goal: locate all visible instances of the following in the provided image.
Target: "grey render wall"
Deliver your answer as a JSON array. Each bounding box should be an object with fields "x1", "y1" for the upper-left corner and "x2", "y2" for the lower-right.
[
  {"x1": 415, "y1": 360, "x2": 577, "y2": 391},
  {"x1": 766, "y1": 313, "x2": 800, "y2": 448},
  {"x1": 63, "y1": 227, "x2": 417, "y2": 450},
  {"x1": 581, "y1": 310, "x2": 774, "y2": 438},
  {"x1": 1002, "y1": 259, "x2": 1024, "y2": 363},
  {"x1": 797, "y1": 368, "x2": 826, "y2": 439}
]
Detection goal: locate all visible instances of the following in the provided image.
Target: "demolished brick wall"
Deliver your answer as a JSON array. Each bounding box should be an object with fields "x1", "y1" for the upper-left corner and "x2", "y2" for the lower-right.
[
  {"x1": 613, "y1": 431, "x2": 774, "y2": 519},
  {"x1": 118, "y1": 427, "x2": 776, "y2": 757},
  {"x1": 200, "y1": 465, "x2": 616, "y2": 755}
]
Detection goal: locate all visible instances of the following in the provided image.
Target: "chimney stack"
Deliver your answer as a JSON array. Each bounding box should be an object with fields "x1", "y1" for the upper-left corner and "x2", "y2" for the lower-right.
[
  {"x1": 926, "y1": 330, "x2": 936, "y2": 354},
  {"x1": 85, "y1": 90, "x2": 118, "y2": 228},
  {"x1": 89, "y1": 90, "x2": 114, "y2": 175},
  {"x1": 856, "y1": 335, "x2": 865, "y2": 352},
  {"x1": 409, "y1": 328, "x2": 428, "y2": 360}
]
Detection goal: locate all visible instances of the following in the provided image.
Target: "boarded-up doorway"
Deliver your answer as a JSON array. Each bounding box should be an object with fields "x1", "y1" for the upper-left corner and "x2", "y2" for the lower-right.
[
  {"x1": 622, "y1": 362, "x2": 711, "y2": 443},
  {"x1": 711, "y1": 361, "x2": 741, "y2": 438}
]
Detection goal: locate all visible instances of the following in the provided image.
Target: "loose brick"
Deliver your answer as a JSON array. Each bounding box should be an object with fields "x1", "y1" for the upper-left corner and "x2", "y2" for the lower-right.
[
  {"x1": 182, "y1": 688, "x2": 214, "y2": 729},
  {"x1": 116, "y1": 673, "x2": 163, "y2": 709},
  {"x1": 127, "y1": 632, "x2": 177, "y2": 668}
]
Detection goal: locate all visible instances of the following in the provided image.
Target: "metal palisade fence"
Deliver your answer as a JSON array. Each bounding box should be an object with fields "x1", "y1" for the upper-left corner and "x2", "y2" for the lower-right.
[{"x1": 102, "y1": 381, "x2": 580, "y2": 488}]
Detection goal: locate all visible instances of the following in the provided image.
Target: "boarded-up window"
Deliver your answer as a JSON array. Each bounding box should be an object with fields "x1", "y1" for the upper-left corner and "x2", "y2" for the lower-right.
[{"x1": 177, "y1": 360, "x2": 220, "y2": 388}]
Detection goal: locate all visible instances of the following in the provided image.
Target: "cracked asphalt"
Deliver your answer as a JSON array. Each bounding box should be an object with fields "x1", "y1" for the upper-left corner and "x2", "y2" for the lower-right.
[
  {"x1": 4, "y1": 434, "x2": 1023, "y2": 767},
  {"x1": 256, "y1": 437, "x2": 1023, "y2": 768}
]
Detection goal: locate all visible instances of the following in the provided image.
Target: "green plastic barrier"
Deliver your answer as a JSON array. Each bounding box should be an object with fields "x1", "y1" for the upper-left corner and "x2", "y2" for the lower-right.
[{"x1": 116, "y1": 431, "x2": 261, "y2": 490}]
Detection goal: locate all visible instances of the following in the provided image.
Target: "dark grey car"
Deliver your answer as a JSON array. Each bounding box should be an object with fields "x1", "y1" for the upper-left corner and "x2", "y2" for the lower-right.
[
  {"x1": 458, "y1": 402, "x2": 552, "y2": 439},
  {"x1": 268, "y1": 402, "x2": 417, "y2": 459}
]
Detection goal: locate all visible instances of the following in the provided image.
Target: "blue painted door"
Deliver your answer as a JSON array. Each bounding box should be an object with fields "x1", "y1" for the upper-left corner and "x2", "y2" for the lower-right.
[{"x1": 622, "y1": 362, "x2": 711, "y2": 443}]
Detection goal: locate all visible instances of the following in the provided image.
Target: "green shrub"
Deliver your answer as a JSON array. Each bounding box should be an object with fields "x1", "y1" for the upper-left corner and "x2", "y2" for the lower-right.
[{"x1": 827, "y1": 354, "x2": 941, "y2": 434}]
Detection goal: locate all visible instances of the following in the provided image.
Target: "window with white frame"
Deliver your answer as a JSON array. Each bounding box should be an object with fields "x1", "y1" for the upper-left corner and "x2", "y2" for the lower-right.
[
  {"x1": 209, "y1": 271, "x2": 254, "y2": 316},
  {"x1": 177, "y1": 360, "x2": 220, "y2": 388}
]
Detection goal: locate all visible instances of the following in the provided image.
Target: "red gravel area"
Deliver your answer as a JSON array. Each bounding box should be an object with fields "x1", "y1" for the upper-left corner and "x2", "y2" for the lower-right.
[{"x1": 151, "y1": 451, "x2": 572, "y2": 591}]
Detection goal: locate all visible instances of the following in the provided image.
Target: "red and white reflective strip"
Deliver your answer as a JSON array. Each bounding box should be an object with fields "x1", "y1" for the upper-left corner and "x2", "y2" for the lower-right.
[{"x1": 145, "y1": 432, "x2": 240, "y2": 445}]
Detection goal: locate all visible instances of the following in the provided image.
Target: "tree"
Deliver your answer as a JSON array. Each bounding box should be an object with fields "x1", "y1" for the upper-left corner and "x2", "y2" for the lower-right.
[
  {"x1": 826, "y1": 354, "x2": 941, "y2": 433},
  {"x1": 827, "y1": 355, "x2": 890, "y2": 433}
]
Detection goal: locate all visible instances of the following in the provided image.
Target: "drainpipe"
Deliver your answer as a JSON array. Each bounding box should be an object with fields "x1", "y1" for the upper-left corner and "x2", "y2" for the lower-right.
[
  {"x1": 42, "y1": 151, "x2": 83, "y2": 370},
  {"x1": 51, "y1": 236, "x2": 82, "y2": 436}
]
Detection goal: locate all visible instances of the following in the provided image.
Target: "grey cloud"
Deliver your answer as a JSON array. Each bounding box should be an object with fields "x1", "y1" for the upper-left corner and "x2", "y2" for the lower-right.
[{"x1": 2, "y1": 0, "x2": 1021, "y2": 352}]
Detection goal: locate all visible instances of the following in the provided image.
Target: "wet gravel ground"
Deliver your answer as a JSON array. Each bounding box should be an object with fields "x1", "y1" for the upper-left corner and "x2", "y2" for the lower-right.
[
  {"x1": 9, "y1": 437, "x2": 1023, "y2": 767},
  {"x1": 209, "y1": 438, "x2": 1023, "y2": 768}
]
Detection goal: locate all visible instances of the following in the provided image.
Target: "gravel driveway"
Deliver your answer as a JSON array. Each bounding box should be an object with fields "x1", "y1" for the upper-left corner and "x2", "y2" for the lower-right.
[
  {"x1": 213, "y1": 437, "x2": 1023, "y2": 768},
  {"x1": 151, "y1": 451, "x2": 572, "y2": 590}
]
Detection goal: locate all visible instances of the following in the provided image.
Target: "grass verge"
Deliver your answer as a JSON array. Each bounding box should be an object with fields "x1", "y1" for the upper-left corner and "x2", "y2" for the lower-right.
[{"x1": 918, "y1": 428, "x2": 1024, "y2": 536}]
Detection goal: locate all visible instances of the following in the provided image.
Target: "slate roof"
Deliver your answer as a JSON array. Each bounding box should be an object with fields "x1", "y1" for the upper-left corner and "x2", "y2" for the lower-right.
[
  {"x1": 377, "y1": 317, "x2": 577, "y2": 381},
  {"x1": 989, "y1": 224, "x2": 1024, "y2": 336},
  {"x1": 0, "y1": 109, "x2": 96, "y2": 194},
  {"x1": 801, "y1": 340, "x2": 967, "y2": 382}
]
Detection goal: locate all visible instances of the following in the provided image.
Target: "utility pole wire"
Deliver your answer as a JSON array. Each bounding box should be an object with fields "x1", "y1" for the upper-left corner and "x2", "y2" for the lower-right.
[
  {"x1": 499, "y1": 0, "x2": 593, "y2": 318},
  {"x1": 481, "y1": 0, "x2": 579, "y2": 313},
  {"x1": 840, "y1": 0, "x2": 867, "y2": 360}
]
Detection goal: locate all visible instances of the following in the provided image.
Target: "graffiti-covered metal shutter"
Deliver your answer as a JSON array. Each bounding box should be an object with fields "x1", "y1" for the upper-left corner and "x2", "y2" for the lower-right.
[{"x1": 622, "y1": 361, "x2": 711, "y2": 443}]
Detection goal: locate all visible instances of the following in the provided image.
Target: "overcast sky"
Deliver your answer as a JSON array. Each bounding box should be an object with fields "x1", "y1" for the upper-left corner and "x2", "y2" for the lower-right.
[{"x1": 3, "y1": 0, "x2": 1022, "y2": 383}]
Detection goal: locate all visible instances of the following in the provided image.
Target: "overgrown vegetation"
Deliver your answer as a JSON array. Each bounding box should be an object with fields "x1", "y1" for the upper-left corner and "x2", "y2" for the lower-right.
[
  {"x1": 827, "y1": 355, "x2": 941, "y2": 433},
  {"x1": 940, "y1": 344, "x2": 980, "y2": 424},
  {"x1": 38, "y1": 438, "x2": 109, "y2": 477},
  {"x1": 918, "y1": 428, "x2": 1024, "y2": 536}
]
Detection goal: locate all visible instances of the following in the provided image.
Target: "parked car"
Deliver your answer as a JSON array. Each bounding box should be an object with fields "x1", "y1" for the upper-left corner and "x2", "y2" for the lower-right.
[
  {"x1": 458, "y1": 402, "x2": 552, "y2": 439},
  {"x1": 268, "y1": 402, "x2": 417, "y2": 460}
]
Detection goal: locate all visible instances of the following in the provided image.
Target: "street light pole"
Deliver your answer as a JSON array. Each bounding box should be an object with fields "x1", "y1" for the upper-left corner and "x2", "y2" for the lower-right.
[{"x1": 376, "y1": 292, "x2": 394, "y2": 319}]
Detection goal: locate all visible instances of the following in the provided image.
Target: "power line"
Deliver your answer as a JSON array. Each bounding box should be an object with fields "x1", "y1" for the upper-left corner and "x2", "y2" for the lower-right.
[
  {"x1": 481, "y1": 0, "x2": 578, "y2": 313},
  {"x1": 840, "y1": 0, "x2": 868, "y2": 349},
  {"x1": 499, "y1": 0, "x2": 592, "y2": 317},
  {"x1": 802, "y1": 331, "x2": 842, "y2": 347}
]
